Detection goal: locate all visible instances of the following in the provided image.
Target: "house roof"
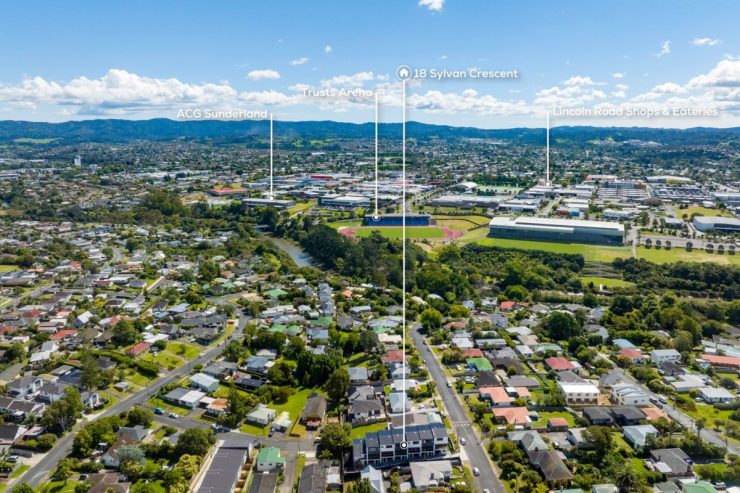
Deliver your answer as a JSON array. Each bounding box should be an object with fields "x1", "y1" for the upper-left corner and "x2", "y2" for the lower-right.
[
  {"x1": 544, "y1": 357, "x2": 575, "y2": 371},
  {"x1": 527, "y1": 449, "x2": 573, "y2": 482}
]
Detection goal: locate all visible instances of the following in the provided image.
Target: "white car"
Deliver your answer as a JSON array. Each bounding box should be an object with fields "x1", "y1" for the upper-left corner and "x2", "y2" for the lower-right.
[
  {"x1": 459, "y1": 437, "x2": 466, "y2": 445},
  {"x1": 473, "y1": 467, "x2": 480, "y2": 476}
]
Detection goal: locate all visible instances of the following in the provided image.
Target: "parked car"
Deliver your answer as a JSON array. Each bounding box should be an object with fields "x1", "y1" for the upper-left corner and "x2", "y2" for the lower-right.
[
  {"x1": 168, "y1": 412, "x2": 178, "y2": 418},
  {"x1": 459, "y1": 437, "x2": 466, "y2": 446},
  {"x1": 154, "y1": 407, "x2": 165, "y2": 415},
  {"x1": 473, "y1": 467, "x2": 480, "y2": 476}
]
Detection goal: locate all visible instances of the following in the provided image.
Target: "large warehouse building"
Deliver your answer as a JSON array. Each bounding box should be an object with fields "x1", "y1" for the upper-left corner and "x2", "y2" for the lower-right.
[
  {"x1": 693, "y1": 216, "x2": 740, "y2": 233},
  {"x1": 489, "y1": 216, "x2": 625, "y2": 245}
]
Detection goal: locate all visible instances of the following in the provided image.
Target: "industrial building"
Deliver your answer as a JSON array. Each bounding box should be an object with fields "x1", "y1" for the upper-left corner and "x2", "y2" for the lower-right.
[
  {"x1": 489, "y1": 216, "x2": 625, "y2": 245},
  {"x1": 692, "y1": 216, "x2": 740, "y2": 233},
  {"x1": 363, "y1": 213, "x2": 431, "y2": 227}
]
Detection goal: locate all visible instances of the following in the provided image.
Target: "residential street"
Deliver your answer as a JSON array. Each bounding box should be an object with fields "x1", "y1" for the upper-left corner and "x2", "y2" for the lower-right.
[
  {"x1": 607, "y1": 365, "x2": 738, "y2": 455},
  {"x1": 13, "y1": 313, "x2": 248, "y2": 489},
  {"x1": 410, "y1": 323, "x2": 506, "y2": 493}
]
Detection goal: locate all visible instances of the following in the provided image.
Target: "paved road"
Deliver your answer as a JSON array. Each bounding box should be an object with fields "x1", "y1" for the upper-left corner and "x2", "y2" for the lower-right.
[
  {"x1": 410, "y1": 323, "x2": 506, "y2": 493},
  {"x1": 603, "y1": 361, "x2": 737, "y2": 455},
  {"x1": 15, "y1": 314, "x2": 248, "y2": 489},
  {"x1": 151, "y1": 410, "x2": 315, "y2": 453}
]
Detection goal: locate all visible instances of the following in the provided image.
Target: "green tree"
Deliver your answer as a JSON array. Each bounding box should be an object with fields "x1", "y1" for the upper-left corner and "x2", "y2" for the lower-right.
[
  {"x1": 54, "y1": 458, "x2": 76, "y2": 483},
  {"x1": 542, "y1": 312, "x2": 581, "y2": 340},
  {"x1": 420, "y1": 308, "x2": 442, "y2": 330},
  {"x1": 326, "y1": 368, "x2": 350, "y2": 406},
  {"x1": 112, "y1": 319, "x2": 139, "y2": 346},
  {"x1": 673, "y1": 331, "x2": 694, "y2": 353},
  {"x1": 126, "y1": 406, "x2": 154, "y2": 428},
  {"x1": 11, "y1": 484, "x2": 34, "y2": 493},
  {"x1": 320, "y1": 423, "x2": 352, "y2": 458},
  {"x1": 80, "y1": 352, "x2": 103, "y2": 391},
  {"x1": 175, "y1": 428, "x2": 215, "y2": 457},
  {"x1": 348, "y1": 479, "x2": 373, "y2": 493},
  {"x1": 41, "y1": 387, "x2": 84, "y2": 434}
]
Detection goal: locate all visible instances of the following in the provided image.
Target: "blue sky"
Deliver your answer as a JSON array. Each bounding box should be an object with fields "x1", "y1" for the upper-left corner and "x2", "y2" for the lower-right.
[{"x1": 1, "y1": 0, "x2": 738, "y2": 127}]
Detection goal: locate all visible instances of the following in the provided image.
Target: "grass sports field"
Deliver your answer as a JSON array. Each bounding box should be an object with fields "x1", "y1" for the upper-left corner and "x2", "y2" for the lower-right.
[{"x1": 353, "y1": 226, "x2": 445, "y2": 239}]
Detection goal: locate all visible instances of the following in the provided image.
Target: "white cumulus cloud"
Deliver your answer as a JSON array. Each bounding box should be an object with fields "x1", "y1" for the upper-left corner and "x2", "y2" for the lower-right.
[
  {"x1": 693, "y1": 37, "x2": 721, "y2": 47},
  {"x1": 289, "y1": 57, "x2": 309, "y2": 66},
  {"x1": 419, "y1": 0, "x2": 444, "y2": 11},
  {"x1": 655, "y1": 40, "x2": 671, "y2": 57},
  {"x1": 324, "y1": 45, "x2": 333, "y2": 54},
  {"x1": 246, "y1": 69, "x2": 280, "y2": 80}
]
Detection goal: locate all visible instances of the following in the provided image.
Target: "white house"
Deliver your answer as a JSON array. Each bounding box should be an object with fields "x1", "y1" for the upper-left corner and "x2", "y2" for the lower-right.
[
  {"x1": 8, "y1": 376, "x2": 43, "y2": 398},
  {"x1": 189, "y1": 373, "x2": 219, "y2": 393},
  {"x1": 557, "y1": 382, "x2": 599, "y2": 405},
  {"x1": 650, "y1": 349, "x2": 681, "y2": 364},
  {"x1": 388, "y1": 391, "x2": 412, "y2": 414},
  {"x1": 698, "y1": 387, "x2": 736, "y2": 404}
]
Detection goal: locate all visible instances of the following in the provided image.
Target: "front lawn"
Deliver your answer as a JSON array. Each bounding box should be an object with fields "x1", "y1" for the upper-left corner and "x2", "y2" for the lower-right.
[
  {"x1": 165, "y1": 341, "x2": 201, "y2": 359},
  {"x1": 350, "y1": 421, "x2": 389, "y2": 440},
  {"x1": 531, "y1": 411, "x2": 576, "y2": 429}
]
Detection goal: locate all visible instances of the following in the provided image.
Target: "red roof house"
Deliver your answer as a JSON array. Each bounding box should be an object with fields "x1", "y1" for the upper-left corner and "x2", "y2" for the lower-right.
[
  {"x1": 127, "y1": 342, "x2": 151, "y2": 357},
  {"x1": 544, "y1": 357, "x2": 575, "y2": 372}
]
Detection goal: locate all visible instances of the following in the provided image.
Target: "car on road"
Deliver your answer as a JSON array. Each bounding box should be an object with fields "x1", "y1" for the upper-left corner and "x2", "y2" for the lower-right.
[
  {"x1": 154, "y1": 407, "x2": 165, "y2": 415},
  {"x1": 459, "y1": 437, "x2": 466, "y2": 446},
  {"x1": 473, "y1": 467, "x2": 480, "y2": 476},
  {"x1": 446, "y1": 381, "x2": 452, "y2": 388},
  {"x1": 483, "y1": 489, "x2": 491, "y2": 493},
  {"x1": 168, "y1": 412, "x2": 178, "y2": 418},
  {"x1": 658, "y1": 394, "x2": 667, "y2": 404}
]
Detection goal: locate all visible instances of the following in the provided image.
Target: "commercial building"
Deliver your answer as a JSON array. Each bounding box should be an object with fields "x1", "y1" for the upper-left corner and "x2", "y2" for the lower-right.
[
  {"x1": 318, "y1": 194, "x2": 370, "y2": 209},
  {"x1": 352, "y1": 423, "x2": 448, "y2": 468},
  {"x1": 488, "y1": 216, "x2": 625, "y2": 245},
  {"x1": 693, "y1": 216, "x2": 740, "y2": 233},
  {"x1": 426, "y1": 195, "x2": 500, "y2": 209},
  {"x1": 362, "y1": 214, "x2": 431, "y2": 227},
  {"x1": 242, "y1": 198, "x2": 296, "y2": 210}
]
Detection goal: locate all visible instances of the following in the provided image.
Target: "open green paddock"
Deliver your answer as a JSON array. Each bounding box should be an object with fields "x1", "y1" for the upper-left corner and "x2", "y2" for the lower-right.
[
  {"x1": 637, "y1": 245, "x2": 740, "y2": 265},
  {"x1": 470, "y1": 237, "x2": 631, "y2": 263}
]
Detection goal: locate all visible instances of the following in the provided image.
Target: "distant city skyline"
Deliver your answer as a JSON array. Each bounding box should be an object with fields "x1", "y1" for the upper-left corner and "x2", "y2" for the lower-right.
[{"x1": 0, "y1": 0, "x2": 739, "y2": 128}]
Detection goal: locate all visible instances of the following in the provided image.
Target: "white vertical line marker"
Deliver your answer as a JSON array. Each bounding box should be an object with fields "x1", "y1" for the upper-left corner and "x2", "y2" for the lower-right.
[
  {"x1": 375, "y1": 91, "x2": 379, "y2": 216},
  {"x1": 270, "y1": 113, "x2": 274, "y2": 199},
  {"x1": 401, "y1": 79, "x2": 407, "y2": 443},
  {"x1": 546, "y1": 111, "x2": 550, "y2": 185}
]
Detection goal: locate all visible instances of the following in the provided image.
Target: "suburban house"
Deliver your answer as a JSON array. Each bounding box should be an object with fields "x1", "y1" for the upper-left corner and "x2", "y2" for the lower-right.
[
  {"x1": 190, "y1": 373, "x2": 219, "y2": 393},
  {"x1": 246, "y1": 403, "x2": 276, "y2": 426},
  {"x1": 162, "y1": 387, "x2": 205, "y2": 408},
  {"x1": 299, "y1": 394, "x2": 327, "y2": 430},
  {"x1": 651, "y1": 349, "x2": 682, "y2": 364},
  {"x1": 256, "y1": 447, "x2": 285, "y2": 472},
  {"x1": 557, "y1": 381, "x2": 599, "y2": 405},
  {"x1": 9, "y1": 376, "x2": 43, "y2": 398},
  {"x1": 126, "y1": 341, "x2": 151, "y2": 357},
  {"x1": 649, "y1": 448, "x2": 694, "y2": 479}
]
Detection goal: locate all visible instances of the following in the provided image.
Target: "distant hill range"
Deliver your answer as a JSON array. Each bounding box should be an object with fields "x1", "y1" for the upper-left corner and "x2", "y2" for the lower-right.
[{"x1": 0, "y1": 118, "x2": 738, "y2": 145}]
